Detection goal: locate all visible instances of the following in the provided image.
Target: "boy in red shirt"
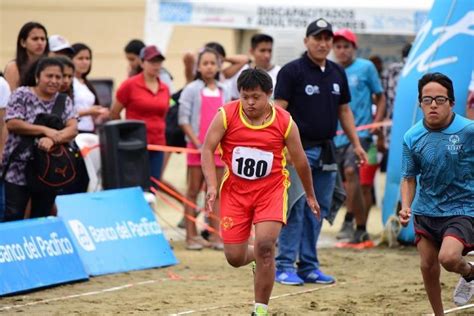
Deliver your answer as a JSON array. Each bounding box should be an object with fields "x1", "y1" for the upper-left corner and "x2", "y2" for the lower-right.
[{"x1": 201, "y1": 68, "x2": 320, "y2": 316}]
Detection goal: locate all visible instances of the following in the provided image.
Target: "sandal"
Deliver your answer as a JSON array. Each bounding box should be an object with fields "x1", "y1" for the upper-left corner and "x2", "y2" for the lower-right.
[
  {"x1": 186, "y1": 236, "x2": 210, "y2": 250},
  {"x1": 210, "y1": 242, "x2": 224, "y2": 251},
  {"x1": 185, "y1": 242, "x2": 203, "y2": 251}
]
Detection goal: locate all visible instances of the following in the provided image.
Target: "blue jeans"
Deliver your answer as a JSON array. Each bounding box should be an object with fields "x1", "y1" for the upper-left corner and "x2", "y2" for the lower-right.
[
  {"x1": 276, "y1": 146, "x2": 337, "y2": 275},
  {"x1": 149, "y1": 150, "x2": 164, "y2": 189}
]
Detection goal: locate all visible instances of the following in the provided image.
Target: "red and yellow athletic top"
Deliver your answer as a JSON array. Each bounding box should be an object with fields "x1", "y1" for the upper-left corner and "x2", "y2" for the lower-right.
[{"x1": 219, "y1": 100, "x2": 293, "y2": 185}]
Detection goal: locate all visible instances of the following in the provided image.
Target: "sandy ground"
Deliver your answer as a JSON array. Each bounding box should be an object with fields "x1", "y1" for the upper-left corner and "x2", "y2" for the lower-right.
[
  {"x1": 0, "y1": 155, "x2": 472, "y2": 315},
  {"x1": 0, "y1": 244, "x2": 469, "y2": 315}
]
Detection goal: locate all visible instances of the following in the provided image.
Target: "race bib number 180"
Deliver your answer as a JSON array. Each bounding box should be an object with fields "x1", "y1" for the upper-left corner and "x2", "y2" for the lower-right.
[{"x1": 231, "y1": 146, "x2": 273, "y2": 180}]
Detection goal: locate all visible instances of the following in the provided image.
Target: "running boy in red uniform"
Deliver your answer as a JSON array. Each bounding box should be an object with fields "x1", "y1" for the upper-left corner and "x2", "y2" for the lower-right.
[{"x1": 202, "y1": 69, "x2": 320, "y2": 316}]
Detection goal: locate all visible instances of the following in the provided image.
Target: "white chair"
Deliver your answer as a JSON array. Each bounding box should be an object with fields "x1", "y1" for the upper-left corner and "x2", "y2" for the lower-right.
[
  {"x1": 75, "y1": 133, "x2": 102, "y2": 192},
  {"x1": 74, "y1": 133, "x2": 158, "y2": 211},
  {"x1": 143, "y1": 192, "x2": 158, "y2": 213}
]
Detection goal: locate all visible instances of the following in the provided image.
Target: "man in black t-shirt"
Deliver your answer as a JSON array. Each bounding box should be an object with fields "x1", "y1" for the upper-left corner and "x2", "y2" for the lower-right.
[{"x1": 274, "y1": 18, "x2": 367, "y2": 286}]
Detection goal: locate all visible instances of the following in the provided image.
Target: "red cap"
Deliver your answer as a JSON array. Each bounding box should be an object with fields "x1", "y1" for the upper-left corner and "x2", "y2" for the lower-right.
[
  {"x1": 334, "y1": 28, "x2": 357, "y2": 48},
  {"x1": 139, "y1": 45, "x2": 165, "y2": 61}
]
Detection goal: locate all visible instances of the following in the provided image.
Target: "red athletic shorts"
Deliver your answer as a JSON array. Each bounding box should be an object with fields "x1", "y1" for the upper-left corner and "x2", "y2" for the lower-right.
[
  {"x1": 219, "y1": 174, "x2": 289, "y2": 244},
  {"x1": 359, "y1": 163, "x2": 378, "y2": 186}
]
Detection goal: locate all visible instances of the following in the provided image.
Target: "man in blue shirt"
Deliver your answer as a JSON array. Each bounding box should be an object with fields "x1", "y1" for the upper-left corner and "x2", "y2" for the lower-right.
[
  {"x1": 400, "y1": 73, "x2": 473, "y2": 314},
  {"x1": 274, "y1": 18, "x2": 367, "y2": 286},
  {"x1": 332, "y1": 28, "x2": 386, "y2": 246}
]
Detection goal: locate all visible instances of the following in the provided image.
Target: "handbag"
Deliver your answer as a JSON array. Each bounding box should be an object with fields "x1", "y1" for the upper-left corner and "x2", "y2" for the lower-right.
[
  {"x1": 26, "y1": 141, "x2": 79, "y2": 193},
  {"x1": 3, "y1": 93, "x2": 81, "y2": 194}
]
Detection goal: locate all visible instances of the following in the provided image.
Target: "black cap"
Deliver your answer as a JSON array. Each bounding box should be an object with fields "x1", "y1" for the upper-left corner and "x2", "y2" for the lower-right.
[{"x1": 306, "y1": 18, "x2": 333, "y2": 37}]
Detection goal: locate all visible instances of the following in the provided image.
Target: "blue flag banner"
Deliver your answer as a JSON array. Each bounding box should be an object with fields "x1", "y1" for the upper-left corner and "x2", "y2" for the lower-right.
[
  {"x1": 0, "y1": 217, "x2": 88, "y2": 295},
  {"x1": 383, "y1": 0, "x2": 474, "y2": 243},
  {"x1": 56, "y1": 187, "x2": 178, "y2": 276}
]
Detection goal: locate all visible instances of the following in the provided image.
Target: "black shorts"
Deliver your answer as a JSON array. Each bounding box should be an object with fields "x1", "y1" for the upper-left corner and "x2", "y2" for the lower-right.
[{"x1": 414, "y1": 215, "x2": 474, "y2": 255}]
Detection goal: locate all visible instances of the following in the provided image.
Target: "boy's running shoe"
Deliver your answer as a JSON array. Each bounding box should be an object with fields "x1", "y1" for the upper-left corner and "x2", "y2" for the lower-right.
[
  {"x1": 453, "y1": 269, "x2": 474, "y2": 306},
  {"x1": 251, "y1": 305, "x2": 268, "y2": 316}
]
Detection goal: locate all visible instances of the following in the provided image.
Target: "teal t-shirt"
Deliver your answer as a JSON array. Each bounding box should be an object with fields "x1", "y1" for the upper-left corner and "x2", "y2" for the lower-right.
[
  {"x1": 401, "y1": 114, "x2": 474, "y2": 217},
  {"x1": 334, "y1": 58, "x2": 383, "y2": 147}
]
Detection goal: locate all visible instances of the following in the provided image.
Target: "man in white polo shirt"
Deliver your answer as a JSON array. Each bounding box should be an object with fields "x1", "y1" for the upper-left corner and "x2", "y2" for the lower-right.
[{"x1": 229, "y1": 34, "x2": 281, "y2": 99}]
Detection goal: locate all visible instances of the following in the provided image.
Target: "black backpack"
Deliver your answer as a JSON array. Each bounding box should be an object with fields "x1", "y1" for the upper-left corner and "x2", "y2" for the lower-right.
[
  {"x1": 165, "y1": 89, "x2": 186, "y2": 148},
  {"x1": 3, "y1": 93, "x2": 81, "y2": 194}
]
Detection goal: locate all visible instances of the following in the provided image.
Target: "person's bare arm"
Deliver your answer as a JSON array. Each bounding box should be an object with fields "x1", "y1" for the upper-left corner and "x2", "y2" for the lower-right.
[
  {"x1": 274, "y1": 99, "x2": 289, "y2": 110},
  {"x1": 110, "y1": 100, "x2": 125, "y2": 120},
  {"x1": 78, "y1": 106, "x2": 109, "y2": 118},
  {"x1": 4, "y1": 62, "x2": 20, "y2": 91},
  {"x1": 6, "y1": 119, "x2": 58, "y2": 138},
  {"x1": 7, "y1": 117, "x2": 77, "y2": 151},
  {"x1": 399, "y1": 177, "x2": 416, "y2": 226},
  {"x1": 183, "y1": 52, "x2": 196, "y2": 84},
  {"x1": 285, "y1": 121, "x2": 321, "y2": 218},
  {"x1": 56, "y1": 118, "x2": 78, "y2": 144},
  {"x1": 371, "y1": 93, "x2": 386, "y2": 133},
  {"x1": 222, "y1": 55, "x2": 249, "y2": 79},
  {"x1": 373, "y1": 93, "x2": 386, "y2": 123},
  {"x1": 202, "y1": 111, "x2": 226, "y2": 212},
  {"x1": 338, "y1": 103, "x2": 368, "y2": 163},
  {"x1": 0, "y1": 109, "x2": 6, "y2": 160},
  {"x1": 37, "y1": 118, "x2": 78, "y2": 151}
]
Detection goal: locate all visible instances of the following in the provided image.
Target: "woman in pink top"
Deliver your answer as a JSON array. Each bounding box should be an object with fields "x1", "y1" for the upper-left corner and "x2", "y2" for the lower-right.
[{"x1": 178, "y1": 48, "x2": 231, "y2": 250}]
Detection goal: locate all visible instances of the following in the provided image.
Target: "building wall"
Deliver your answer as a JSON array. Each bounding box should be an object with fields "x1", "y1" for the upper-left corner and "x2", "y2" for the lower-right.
[{"x1": 0, "y1": 0, "x2": 239, "y2": 98}]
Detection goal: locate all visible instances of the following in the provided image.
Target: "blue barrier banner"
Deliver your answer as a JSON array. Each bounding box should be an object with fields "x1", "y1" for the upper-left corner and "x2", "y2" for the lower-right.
[
  {"x1": 56, "y1": 187, "x2": 178, "y2": 276},
  {"x1": 0, "y1": 217, "x2": 88, "y2": 295}
]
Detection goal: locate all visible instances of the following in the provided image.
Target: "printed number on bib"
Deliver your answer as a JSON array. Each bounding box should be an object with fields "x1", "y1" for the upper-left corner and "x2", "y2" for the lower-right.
[{"x1": 232, "y1": 146, "x2": 273, "y2": 180}]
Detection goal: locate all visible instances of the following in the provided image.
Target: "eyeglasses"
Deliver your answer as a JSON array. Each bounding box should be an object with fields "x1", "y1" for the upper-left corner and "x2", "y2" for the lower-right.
[{"x1": 420, "y1": 96, "x2": 451, "y2": 106}]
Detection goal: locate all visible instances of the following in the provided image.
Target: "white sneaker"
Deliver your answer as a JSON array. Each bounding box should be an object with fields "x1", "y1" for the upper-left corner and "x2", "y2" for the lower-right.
[{"x1": 453, "y1": 276, "x2": 473, "y2": 306}]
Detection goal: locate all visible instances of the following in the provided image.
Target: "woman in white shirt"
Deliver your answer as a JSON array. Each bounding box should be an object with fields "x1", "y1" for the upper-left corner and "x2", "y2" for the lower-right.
[
  {"x1": 0, "y1": 76, "x2": 11, "y2": 159},
  {"x1": 71, "y1": 43, "x2": 109, "y2": 132}
]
